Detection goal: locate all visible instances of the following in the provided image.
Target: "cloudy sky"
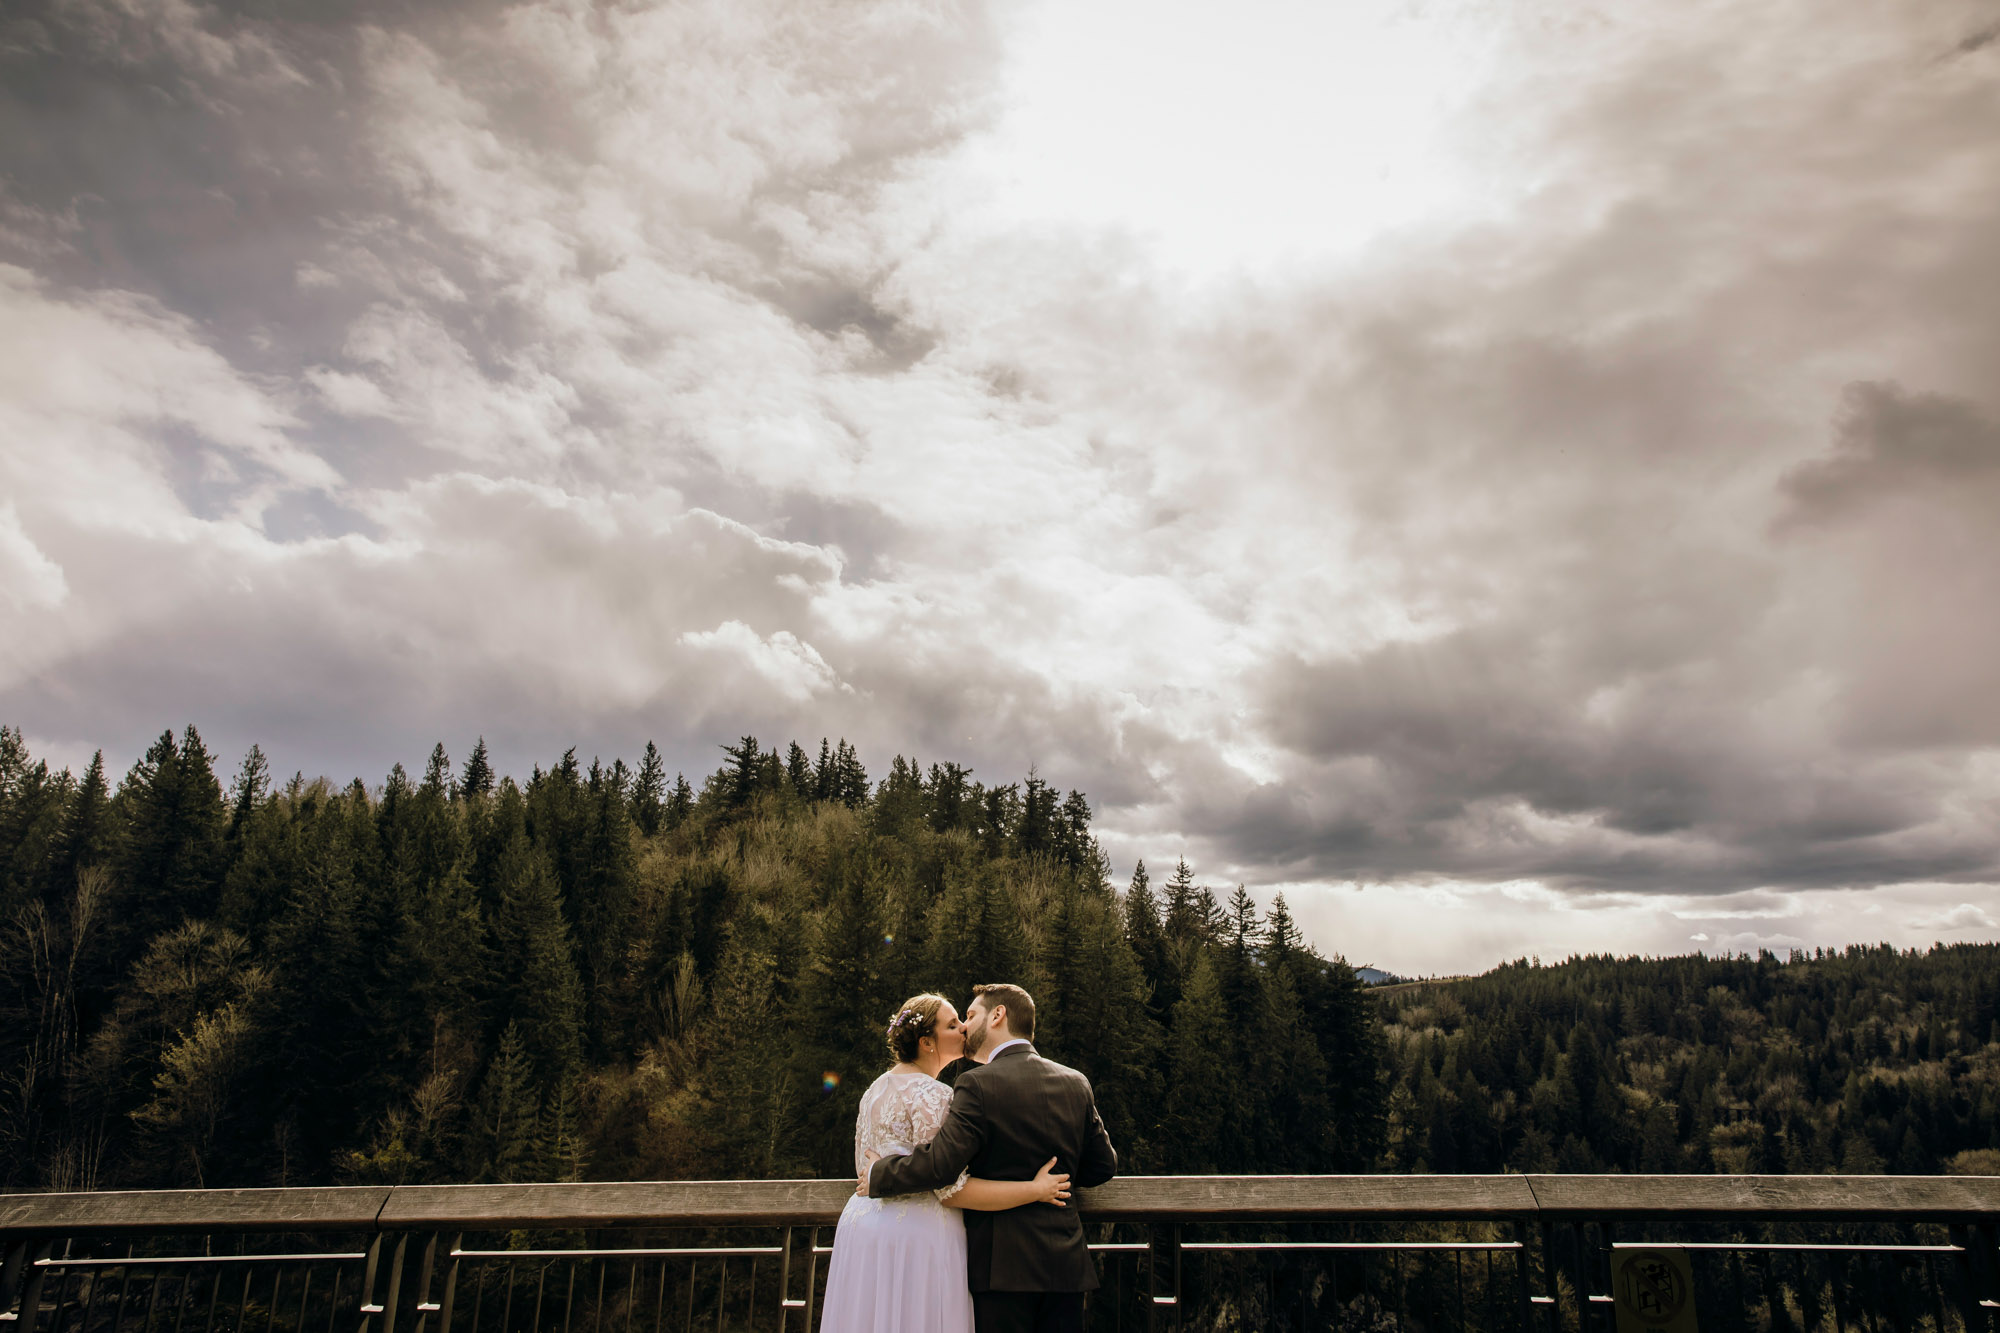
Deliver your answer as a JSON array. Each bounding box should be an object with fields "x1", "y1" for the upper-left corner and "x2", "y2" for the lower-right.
[{"x1": 4, "y1": 0, "x2": 1999, "y2": 974}]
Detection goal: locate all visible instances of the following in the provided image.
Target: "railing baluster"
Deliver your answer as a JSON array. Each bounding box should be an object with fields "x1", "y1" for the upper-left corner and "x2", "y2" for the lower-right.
[
  {"x1": 380, "y1": 1238, "x2": 407, "y2": 1333},
  {"x1": 356, "y1": 1240, "x2": 381, "y2": 1333},
  {"x1": 13, "y1": 1242, "x2": 52, "y2": 1333},
  {"x1": 432, "y1": 1240, "x2": 459, "y2": 1333},
  {"x1": 802, "y1": 1231, "x2": 819, "y2": 1333},
  {"x1": 410, "y1": 1237, "x2": 436, "y2": 1333},
  {"x1": 2, "y1": 1238, "x2": 29, "y2": 1321},
  {"x1": 111, "y1": 1252, "x2": 136, "y2": 1333}
]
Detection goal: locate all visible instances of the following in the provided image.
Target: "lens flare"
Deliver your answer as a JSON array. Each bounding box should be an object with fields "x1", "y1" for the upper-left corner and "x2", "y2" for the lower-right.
[{"x1": 821, "y1": 1070, "x2": 841, "y2": 1092}]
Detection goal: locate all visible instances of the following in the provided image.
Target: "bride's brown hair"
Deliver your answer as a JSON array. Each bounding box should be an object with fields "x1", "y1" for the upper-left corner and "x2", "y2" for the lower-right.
[{"x1": 885, "y1": 993, "x2": 948, "y2": 1063}]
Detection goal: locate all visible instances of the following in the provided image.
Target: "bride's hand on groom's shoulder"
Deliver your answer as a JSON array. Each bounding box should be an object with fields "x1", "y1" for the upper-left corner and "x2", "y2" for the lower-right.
[
  {"x1": 854, "y1": 1149, "x2": 880, "y2": 1196},
  {"x1": 1032, "y1": 1157, "x2": 1071, "y2": 1208}
]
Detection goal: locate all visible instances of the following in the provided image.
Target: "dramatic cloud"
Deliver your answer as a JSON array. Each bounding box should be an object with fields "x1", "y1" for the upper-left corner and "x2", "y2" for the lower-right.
[{"x1": 3, "y1": 0, "x2": 1998, "y2": 971}]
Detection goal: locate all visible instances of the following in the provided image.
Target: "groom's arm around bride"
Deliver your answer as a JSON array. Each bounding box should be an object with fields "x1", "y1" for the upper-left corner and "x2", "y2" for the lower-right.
[{"x1": 867, "y1": 983, "x2": 1116, "y2": 1308}]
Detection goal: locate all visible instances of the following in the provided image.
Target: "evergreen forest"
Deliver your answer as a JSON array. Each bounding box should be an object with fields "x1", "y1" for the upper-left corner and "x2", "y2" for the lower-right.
[
  {"x1": 3, "y1": 724, "x2": 1997, "y2": 1194},
  {"x1": 0, "y1": 725, "x2": 1380, "y2": 1192}
]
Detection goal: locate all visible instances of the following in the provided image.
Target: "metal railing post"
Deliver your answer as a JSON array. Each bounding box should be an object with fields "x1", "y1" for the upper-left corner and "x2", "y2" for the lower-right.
[
  {"x1": 380, "y1": 1237, "x2": 408, "y2": 1333},
  {"x1": 1, "y1": 1238, "x2": 28, "y2": 1322},
  {"x1": 1560, "y1": 1222, "x2": 1591, "y2": 1333},
  {"x1": 775, "y1": 1227, "x2": 793, "y2": 1333},
  {"x1": 1949, "y1": 1224, "x2": 1988, "y2": 1333},
  {"x1": 6, "y1": 1241, "x2": 52, "y2": 1333},
  {"x1": 357, "y1": 1237, "x2": 383, "y2": 1333},
  {"x1": 1146, "y1": 1224, "x2": 1180, "y2": 1333},
  {"x1": 1509, "y1": 1218, "x2": 1536, "y2": 1333},
  {"x1": 434, "y1": 1237, "x2": 461, "y2": 1333},
  {"x1": 410, "y1": 1236, "x2": 439, "y2": 1333}
]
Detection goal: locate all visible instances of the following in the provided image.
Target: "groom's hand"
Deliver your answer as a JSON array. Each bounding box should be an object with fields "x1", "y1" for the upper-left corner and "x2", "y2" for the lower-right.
[{"x1": 854, "y1": 1149, "x2": 881, "y2": 1196}]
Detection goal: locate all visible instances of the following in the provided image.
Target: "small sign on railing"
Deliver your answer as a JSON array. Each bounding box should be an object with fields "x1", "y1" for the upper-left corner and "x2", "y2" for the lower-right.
[{"x1": 1613, "y1": 1246, "x2": 1698, "y2": 1333}]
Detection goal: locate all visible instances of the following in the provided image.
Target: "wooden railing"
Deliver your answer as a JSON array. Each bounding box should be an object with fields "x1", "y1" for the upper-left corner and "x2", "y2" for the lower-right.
[{"x1": 4, "y1": 1175, "x2": 1998, "y2": 1331}]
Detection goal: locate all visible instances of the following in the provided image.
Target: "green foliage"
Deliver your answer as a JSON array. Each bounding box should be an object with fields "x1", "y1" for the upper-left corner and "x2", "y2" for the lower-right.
[
  {"x1": 0, "y1": 725, "x2": 1379, "y2": 1188},
  {"x1": 1376, "y1": 947, "x2": 2000, "y2": 1176}
]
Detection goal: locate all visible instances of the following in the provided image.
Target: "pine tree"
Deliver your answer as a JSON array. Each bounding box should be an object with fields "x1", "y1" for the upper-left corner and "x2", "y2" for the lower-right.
[
  {"x1": 49, "y1": 751, "x2": 110, "y2": 897},
  {"x1": 227, "y1": 745, "x2": 271, "y2": 842},
  {"x1": 459, "y1": 739, "x2": 495, "y2": 802},
  {"x1": 1016, "y1": 771, "x2": 1057, "y2": 857},
  {"x1": 1162, "y1": 859, "x2": 1211, "y2": 945},
  {"x1": 926, "y1": 763, "x2": 973, "y2": 834},
  {"x1": 488, "y1": 832, "x2": 585, "y2": 1087},
  {"x1": 1218, "y1": 886, "x2": 1262, "y2": 1031},
  {"x1": 795, "y1": 849, "x2": 896, "y2": 1172},
  {"x1": 812, "y1": 739, "x2": 835, "y2": 803},
  {"x1": 538, "y1": 1075, "x2": 589, "y2": 1182},
  {"x1": 721, "y1": 737, "x2": 762, "y2": 808},
  {"x1": 1160, "y1": 954, "x2": 1233, "y2": 1172},
  {"x1": 1264, "y1": 893, "x2": 1301, "y2": 969},
  {"x1": 106, "y1": 727, "x2": 226, "y2": 977},
  {"x1": 470, "y1": 1022, "x2": 540, "y2": 1182},
  {"x1": 833, "y1": 740, "x2": 868, "y2": 808},
  {"x1": 665, "y1": 773, "x2": 694, "y2": 830},
  {"x1": 1122, "y1": 860, "x2": 1171, "y2": 1020},
  {"x1": 632, "y1": 742, "x2": 666, "y2": 836},
  {"x1": 784, "y1": 742, "x2": 812, "y2": 795},
  {"x1": 1038, "y1": 888, "x2": 1161, "y2": 1165}
]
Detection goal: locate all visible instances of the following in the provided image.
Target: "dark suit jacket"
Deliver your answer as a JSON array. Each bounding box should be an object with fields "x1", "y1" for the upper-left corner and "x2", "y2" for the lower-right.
[{"x1": 867, "y1": 1042, "x2": 1117, "y2": 1293}]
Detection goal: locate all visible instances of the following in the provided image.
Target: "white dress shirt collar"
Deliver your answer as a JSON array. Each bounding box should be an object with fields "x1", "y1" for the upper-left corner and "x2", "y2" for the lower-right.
[{"x1": 983, "y1": 1037, "x2": 1030, "y2": 1062}]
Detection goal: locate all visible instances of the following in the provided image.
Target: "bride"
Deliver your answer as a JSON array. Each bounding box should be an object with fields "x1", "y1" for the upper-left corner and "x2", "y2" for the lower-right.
[{"x1": 818, "y1": 993, "x2": 1072, "y2": 1333}]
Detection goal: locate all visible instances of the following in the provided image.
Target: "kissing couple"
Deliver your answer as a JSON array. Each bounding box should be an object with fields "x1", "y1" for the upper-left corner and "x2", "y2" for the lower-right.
[{"x1": 817, "y1": 983, "x2": 1118, "y2": 1333}]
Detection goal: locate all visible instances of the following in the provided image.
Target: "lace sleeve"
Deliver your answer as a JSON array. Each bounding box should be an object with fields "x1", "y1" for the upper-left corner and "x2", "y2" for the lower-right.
[{"x1": 904, "y1": 1079, "x2": 970, "y2": 1203}]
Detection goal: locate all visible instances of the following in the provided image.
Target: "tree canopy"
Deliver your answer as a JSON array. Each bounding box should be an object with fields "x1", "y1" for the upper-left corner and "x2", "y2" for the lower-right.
[{"x1": 0, "y1": 726, "x2": 1382, "y2": 1189}]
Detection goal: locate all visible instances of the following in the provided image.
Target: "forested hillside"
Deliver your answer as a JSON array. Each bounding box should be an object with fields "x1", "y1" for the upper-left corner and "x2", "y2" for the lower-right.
[
  {"x1": 0, "y1": 725, "x2": 1382, "y2": 1192},
  {"x1": 1378, "y1": 947, "x2": 2000, "y2": 1176},
  {"x1": 7, "y1": 724, "x2": 1998, "y2": 1196}
]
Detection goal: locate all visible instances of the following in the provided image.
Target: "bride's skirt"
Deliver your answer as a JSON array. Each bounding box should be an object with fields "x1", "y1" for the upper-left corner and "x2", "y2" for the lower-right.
[{"x1": 817, "y1": 1193, "x2": 974, "y2": 1333}]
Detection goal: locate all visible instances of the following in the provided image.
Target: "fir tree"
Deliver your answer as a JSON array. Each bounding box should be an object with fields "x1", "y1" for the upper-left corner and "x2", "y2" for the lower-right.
[
  {"x1": 721, "y1": 737, "x2": 762, "y2": 808},
  {"x1": 470, "y1": 1023, "x2": 540, "y2": 1183},
  {"x1": 459, "y1": 739, "x2": 495, "y2": 802},
  {"x1": 49, "y1": 750, "x2": 110, "y2": 897},
  {"x1": 107, "y1": 727, "x2": 226, "y2": 977},
  {"x1": 784, "y1": 742, "x2": 812, "y2": 795},
  {"x1": 1160, "y1": 954, "x2": 1232, "y2": 1172},
  {"x1": 632, "y1": 742, "x2": 666, "y2": 836},
  {"x1": 1122, "y1": 860, "x2": 1171, "y2": 1020},
  {"x1": 812, "y1": 738, "x2": 835, "y2": 803},
  {"x1": 665, "y1": 774, "x2": 694, "y2": 830},
  {"x1": 832, "y1": 740, "x2": 868, "y2": 808},
  {"x1": 487, "y1": 833, "x2": 585, "y2": 1087}
]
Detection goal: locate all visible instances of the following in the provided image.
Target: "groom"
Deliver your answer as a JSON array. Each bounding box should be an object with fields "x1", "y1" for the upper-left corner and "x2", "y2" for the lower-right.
[{"x1": 867, "y1": 983, "x2": 1117, "y2": 1333}]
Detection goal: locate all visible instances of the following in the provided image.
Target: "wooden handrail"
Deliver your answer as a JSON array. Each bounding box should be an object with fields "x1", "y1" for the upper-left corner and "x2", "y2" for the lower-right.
[{"x1": 2, "y1": 1175, "x2": 1995, "y2": 1234}]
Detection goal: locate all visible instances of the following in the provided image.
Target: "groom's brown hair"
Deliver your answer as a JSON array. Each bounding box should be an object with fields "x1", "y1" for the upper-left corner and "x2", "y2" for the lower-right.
[{"x1": 971, "y1": 983, "x2": 1036, "y2": 1039}]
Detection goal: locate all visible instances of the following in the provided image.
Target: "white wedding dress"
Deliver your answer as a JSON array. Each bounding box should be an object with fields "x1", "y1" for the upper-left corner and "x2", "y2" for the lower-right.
[{"x1": 818, "y1": 1068, "x2": 975, "y2": 1333}]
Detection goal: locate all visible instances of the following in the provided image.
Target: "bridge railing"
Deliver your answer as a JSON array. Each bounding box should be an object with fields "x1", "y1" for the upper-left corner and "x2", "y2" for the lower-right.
[{"x1": 4, "y1": 1175, "x2": 1997, "y2": 1332}]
